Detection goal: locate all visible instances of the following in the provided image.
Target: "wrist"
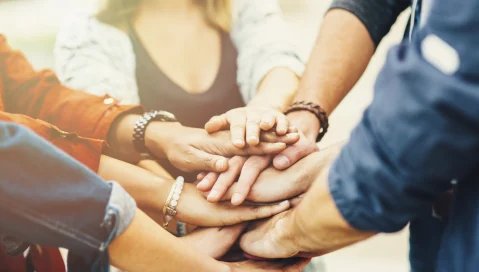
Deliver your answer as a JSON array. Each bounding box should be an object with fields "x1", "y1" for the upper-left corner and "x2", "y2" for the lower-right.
[
  {"x1": 107, "y1": 113, "x2": 143, "y2": 162},
  {"x1": 144, "y1": 121, "x2": 182, "y2": 159},
  {"x1": 148, "y1": 177, "x2": 174, "y2": 213},
  {"x1": 288, "y1": 207, "x2": 317, "y2": 253},
  {"x1": 287, "y1": 111, "x2": 320, "y2": 141}
]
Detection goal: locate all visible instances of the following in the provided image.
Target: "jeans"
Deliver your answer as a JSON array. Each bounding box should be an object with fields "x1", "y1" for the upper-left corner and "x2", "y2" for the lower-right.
[{"x1": 0, "y1": 122, "x2": 136, "y2": 271}]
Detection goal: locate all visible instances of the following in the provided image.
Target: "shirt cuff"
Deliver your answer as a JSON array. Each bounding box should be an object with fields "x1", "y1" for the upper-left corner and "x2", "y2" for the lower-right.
[{"x1": 106, "y1": 181, "x2": 137, "y2": 239}]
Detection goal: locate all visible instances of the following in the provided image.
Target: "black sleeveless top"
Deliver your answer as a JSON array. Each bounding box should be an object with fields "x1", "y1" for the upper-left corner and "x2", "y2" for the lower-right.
[{"x1": 129, "y1": 27, "x2": 245, "y2": 180}]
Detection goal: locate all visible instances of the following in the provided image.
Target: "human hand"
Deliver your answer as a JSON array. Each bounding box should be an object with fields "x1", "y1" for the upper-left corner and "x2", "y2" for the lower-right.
[
  {"x1": 196, "y1": 155, "x2": 272, "y2": 205},
  {"x1": 180, "y1": 223, "x2": 247, "y2": 259},
  {"x1": 145, "y1": 122, "x2": 299, "y2": 173},
  {"x1": 224, "y1": 258, "x2": 310, "y2": 272},
  {"x1": 240, "y1": 211, "x2": 302, "y2": 259},
  {"x1": 205, "y1": 106, "x2": 296, "y2": 147},
  {"x1": 175, "y1": 182, "x2": 291, "y2": 227},
  {"x1": 272, "y1": 130, "x2": 319, "y2": 170},
  {"x1": 198, "y1": 150, "x2": 334, "y2": 205}
]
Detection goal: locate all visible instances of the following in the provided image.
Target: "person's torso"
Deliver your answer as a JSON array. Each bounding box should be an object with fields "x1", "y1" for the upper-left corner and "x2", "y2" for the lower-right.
[{"x1": 129, "y1": 25, "x2": 245, "y2": 180}]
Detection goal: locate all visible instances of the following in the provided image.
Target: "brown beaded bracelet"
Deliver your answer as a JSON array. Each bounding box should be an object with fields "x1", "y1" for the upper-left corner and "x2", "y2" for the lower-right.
[{"x1": 284, "y1": 101, "x2": 329, "y2": 142}]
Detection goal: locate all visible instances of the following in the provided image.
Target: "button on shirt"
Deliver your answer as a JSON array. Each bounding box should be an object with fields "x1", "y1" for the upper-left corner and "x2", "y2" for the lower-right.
[
  {"x1": 0, "y1": 35, "x2": 141, "y2": 172},
  {"x1": 328, "y1": 0, "x2": 479, "y2": 270}
]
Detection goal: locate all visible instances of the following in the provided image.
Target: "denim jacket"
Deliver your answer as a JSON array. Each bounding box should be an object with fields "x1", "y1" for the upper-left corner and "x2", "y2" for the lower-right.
[{"x1": 0, "y1": 122, "x2": 136, "y2": 271}]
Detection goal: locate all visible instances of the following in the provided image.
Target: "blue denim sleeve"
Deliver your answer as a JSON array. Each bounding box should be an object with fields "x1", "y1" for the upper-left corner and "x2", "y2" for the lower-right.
[
  {"x1": 0, "y1": 122, "x2": 136, "y2": 255},
  {"x1": 329, "y1": 0, "x2": 479, "y2": 233}
]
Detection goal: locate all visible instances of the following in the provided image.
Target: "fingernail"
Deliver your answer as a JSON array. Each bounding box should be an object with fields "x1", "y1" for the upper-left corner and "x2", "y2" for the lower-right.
[
  {"x1": 216, "y1": 159, "x2": 227, "y2": 170},
  {"x1": 247, "y1": 136, "x2": 259, "y2": 144},
  {"x1": 207, "y1": 190, "x2": 220, "y2": 201},
  {"x1": 276, "y1": 156, "x2": 290, "y2": 168},
  {"x1": 233, "y1": 139, "x2": 245, "y2": 147},
  {"x1": 261, "y1": 120, "x2": 272, "y2": 126},
  {"x1": 279, "y1": 200, "x2": 289, "y2": 207},
  {"x1": 231, "y1": 193, "x2": 243, "y2": 205}
]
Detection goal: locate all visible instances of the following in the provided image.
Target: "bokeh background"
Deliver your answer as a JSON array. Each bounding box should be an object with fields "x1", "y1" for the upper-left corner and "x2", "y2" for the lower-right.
[{"x1": 0, "y1": 0, "x2": 412, "y2": 271}]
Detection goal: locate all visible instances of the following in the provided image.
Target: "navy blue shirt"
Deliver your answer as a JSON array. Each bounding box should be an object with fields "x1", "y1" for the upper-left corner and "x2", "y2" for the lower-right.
[{"x1": 328, "y1": 0, "x2": 479, "y2": 270}]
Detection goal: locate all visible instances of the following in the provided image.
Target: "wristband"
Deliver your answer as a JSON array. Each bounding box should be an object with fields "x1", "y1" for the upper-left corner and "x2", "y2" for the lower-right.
[
  {"x1": 162, "y1": 176, "x2": 185, "y2": 229},
  {"x1": 285, "y1": 101, "x2": 329, "y2": 142},
  {"x1": 133, "y1": 110, "x2": 177, "y2": 159}
]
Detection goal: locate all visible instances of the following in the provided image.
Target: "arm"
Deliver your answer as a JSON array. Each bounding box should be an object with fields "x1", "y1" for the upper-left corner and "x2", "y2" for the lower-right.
[
  {"x1": 204, "y1": 0, "x2": 304, "y2": 147},
  {"x1": 54, "y1": 14, "x2": 140, "y2": 104},
  {"x1": 272, "y1": 0, "x2": 410, "y2": 169},
  {"x1": 110, "y1": 210, "x2": 310, "y2": 272},
  {"x1": 289, "y1": 0, "x2": 410, "y2": 140},
  {"x1": 241, "y1": 0, "x2": 479, "y2": 257},
  {"x1": 0, "y1": 122, "x2": 135, "y2": 255},
  {"x1": 0, "y1": 35, "x2": 141, "y2": 141},
  {"x1": 1, "y1": 34, "x2": 290, "y2": 173},
  {"x1": 0, "y1": 123, "x2": 304, "y2": 272},
  {"x1": 97, "y1": 155, "x2": 291, "y2": 227},
  {"x1": 231, "y1": 0, "x2": 305, "y2": 105}
]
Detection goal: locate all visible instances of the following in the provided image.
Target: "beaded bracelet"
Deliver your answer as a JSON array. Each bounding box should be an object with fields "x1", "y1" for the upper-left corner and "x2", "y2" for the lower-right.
[{"x1": 162, "y1": 176, "x2": 185, "y2": 229}]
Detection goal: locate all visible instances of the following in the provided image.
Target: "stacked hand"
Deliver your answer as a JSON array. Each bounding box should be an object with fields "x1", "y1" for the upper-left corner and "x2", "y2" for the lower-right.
[{"x1": 197, "y1": 106, "x2": 319, "y2": 205}]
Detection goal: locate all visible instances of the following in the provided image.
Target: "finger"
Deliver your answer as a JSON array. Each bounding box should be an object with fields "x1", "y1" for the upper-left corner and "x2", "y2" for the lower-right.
[
  {"x1": 273, "y1": 141, "x2": 318, "y2": 170},
  {"x1": 231, "y1": 156, "x2": 271, "y2": 206},
  {"x1": 207, "y1": 156, "x2": 247, "y2": 202},
  {"x1": 246, "y1": 142, "x2": 286, "y2": 155},
  {"x1": 228, "y1": 113, "x2": 247, "y2": 148},
  {"x1": 275, "y1": 114, "x2": 289, "y2": 135},
  {"x1": 245, "y1": 116, "x2": 261, "y2": 146},
  {"x1": 205, "y1": 114, "x2": 229, "y2": 133},
  {"x1": 182, "y1": 223, "x2": 248, "y2": 259},
  {"x1": 259, "y1": 112, "x2": 276, "y2": 131},
  {"x1": 197, "y1": 172, "x2": 219, "y2": 192},
  {"x1": 197, "y1": 172, "x2": 207, "y2": 181},
  {"x1": 185, "y1": 150, "x2": 229, "y2": 172},
  {"x1": 232, "y1": 200, "x2": 290, "y2": 223},
  {"x1": 260, "y1": 132, "x2": 300, "y2": 145},
  {"x1": 288, "y1": 126, "x2": 298, "y2": 133},
  {"x1": 290, "y1": 194, "x2": 306, "y2": 207}
]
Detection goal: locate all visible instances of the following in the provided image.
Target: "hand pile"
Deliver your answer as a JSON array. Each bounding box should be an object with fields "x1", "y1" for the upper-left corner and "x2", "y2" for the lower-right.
[{"x1": 166, "y1": 105, "x2": 323, "y2": 270}]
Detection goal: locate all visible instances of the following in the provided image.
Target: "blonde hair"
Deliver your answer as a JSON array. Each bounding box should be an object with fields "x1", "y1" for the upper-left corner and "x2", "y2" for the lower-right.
[{"x1": 97, "y1": 0, "x2": 232, "y2": 32}]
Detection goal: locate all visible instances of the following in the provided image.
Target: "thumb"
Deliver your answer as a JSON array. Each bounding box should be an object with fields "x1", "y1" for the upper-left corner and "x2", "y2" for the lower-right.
[
  {"x1": 273, "y1": 140, "x2": 318, "y2": 170},
  {"x1": 205, "y1": 114, "x2": 229, "y2": 133}
]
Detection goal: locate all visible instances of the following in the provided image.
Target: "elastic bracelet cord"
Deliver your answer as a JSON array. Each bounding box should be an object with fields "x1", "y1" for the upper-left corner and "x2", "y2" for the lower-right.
[{"x1": 162, "y1": 176, "x2": 184, "y2": 229}]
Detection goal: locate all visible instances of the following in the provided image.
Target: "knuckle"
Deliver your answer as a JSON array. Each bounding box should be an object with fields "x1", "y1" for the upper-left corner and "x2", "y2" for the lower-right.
[{"x1": 203, "y1": 156, "x2": 215, "y2": 168}]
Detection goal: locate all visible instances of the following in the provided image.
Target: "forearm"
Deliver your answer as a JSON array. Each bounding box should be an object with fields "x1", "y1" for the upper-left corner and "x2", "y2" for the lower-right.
[
  {"x1": 249, "y1": 67, "x2": 299, "y2": 111},
  {"x1": 110, "y1": 209, "x2": 228, "y2": 272},
  {"x1": 289, "y1": 9, "x2": 375, "y2": 137},
  {"x1": 98, "y1": 155, "x2": 171, "y2": 218},
  {"x1": 289, "y1": 168, "x2": 374, "y2": 255}
]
